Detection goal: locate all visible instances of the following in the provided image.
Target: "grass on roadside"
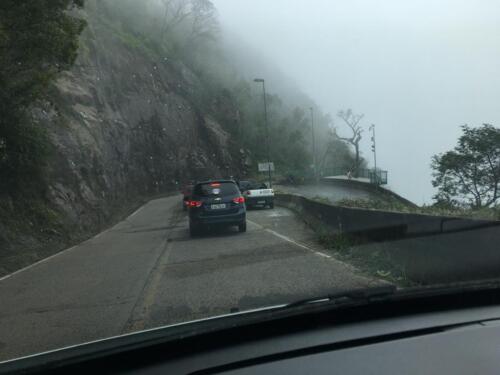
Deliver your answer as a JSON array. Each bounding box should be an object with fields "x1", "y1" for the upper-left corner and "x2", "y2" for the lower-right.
[
  {"x1": 336, "y1": 197, "x2": 500, "y2": 221},
  {"x1": 318, "y1": 232, "x2": 418, "y2": 287},
  {"x1": 311, "y1": 195, "x2": 331, "y2": 205}
]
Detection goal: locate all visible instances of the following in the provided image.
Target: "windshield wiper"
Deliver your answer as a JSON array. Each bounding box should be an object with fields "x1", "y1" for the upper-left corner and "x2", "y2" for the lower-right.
[{"x1": 286, "y1": 285, "x2": 397, "y2": 309}]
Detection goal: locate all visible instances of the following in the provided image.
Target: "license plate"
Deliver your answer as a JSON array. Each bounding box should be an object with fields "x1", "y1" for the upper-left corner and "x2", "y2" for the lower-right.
[
  {"x1": 258, "y1": 200, "x2": 266, "y2": 204},
  {"x1": 211, "y1": 204, "x2": 227, "y2": 210}
]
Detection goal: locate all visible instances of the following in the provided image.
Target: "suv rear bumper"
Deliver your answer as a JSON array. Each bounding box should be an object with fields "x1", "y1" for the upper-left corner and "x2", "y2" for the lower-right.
[
  {"x1": 190, "y1": 211, "x2": 246, "y2": 227},
  {"x1": 246, "y1": 196, "x2": 274, "y2": 206}
]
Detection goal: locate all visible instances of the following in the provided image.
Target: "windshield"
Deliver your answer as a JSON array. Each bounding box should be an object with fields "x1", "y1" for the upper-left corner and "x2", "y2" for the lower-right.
[
  {"x1": 239, "y1": 181, "x2": 267, "y2": 191},
  {"x1": 1, "y1": 0, "x2": 499, "y2": 363}
]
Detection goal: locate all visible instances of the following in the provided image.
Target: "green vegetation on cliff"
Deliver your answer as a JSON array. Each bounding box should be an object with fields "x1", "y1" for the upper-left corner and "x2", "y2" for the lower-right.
[{"x1": 0, "y1": 0, "x2": 86, "y2": 194}]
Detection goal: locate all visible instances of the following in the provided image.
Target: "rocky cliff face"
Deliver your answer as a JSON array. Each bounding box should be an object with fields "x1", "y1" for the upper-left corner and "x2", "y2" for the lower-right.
[
  {"x1": 38, "y1": 8, "x2": 243, "y2": 234},
  {"x1": 0, "y1": 5, "x2": 248, "y2": 275}
]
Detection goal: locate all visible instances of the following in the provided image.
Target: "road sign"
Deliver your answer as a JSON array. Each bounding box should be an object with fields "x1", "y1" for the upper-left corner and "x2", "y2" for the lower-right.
[{"x1": 258, "y1": 162, "x2": 275, "y2": 172}]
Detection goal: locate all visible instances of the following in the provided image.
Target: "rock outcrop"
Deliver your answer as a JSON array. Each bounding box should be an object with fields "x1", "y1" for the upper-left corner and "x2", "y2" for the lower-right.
[{"x1": 39, "y1": 8, "x2": 243, "y2": 235}]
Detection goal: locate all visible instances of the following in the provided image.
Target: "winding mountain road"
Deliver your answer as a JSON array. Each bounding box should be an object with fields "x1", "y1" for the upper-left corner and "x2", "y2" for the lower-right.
[{"x1": 0, "y1": 195, "x2": 382, "y2": 362}]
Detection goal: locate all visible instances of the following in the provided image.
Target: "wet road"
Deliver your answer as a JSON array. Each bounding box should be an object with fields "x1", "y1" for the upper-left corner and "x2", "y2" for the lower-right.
[
  {"x1": 0, "y1": 195, "x2": 382, "y2": 361},
  {"x1": 275, "y1": 183, "x2": 375, "y2": 202}
]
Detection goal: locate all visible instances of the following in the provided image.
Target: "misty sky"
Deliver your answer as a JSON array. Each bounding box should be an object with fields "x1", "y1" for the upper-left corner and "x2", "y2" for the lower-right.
[{"x1": 213, "y1": 0, "x2": 500, "y2": 204}]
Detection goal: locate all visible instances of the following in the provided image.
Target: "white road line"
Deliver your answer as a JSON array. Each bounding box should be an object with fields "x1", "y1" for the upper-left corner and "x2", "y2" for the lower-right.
[
  {"x1": 247, "y1": 219, "x2": 332, "y2": 259},
  {"x1": 92, "y1": 231, "x2": 106, "y2": 240},
  {"x1": 128, "y1": 205, "x2": 145, "y2": 219},
  {"x1": 0, "y1": 246, "x2": 78, "y2": 282}
]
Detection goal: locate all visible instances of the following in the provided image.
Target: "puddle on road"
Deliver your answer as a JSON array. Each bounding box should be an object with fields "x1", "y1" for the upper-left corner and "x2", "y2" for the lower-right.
[
  {"x1": 248, "y1": 208, "x2": 292, "y2": 218},
  {"x1": 267, "y1": 209, "x2": 292, "y2": 218}
]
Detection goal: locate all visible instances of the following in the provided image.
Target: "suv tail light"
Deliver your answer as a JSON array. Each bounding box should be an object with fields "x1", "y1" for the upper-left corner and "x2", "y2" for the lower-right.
[
  {"x1": 189, "y1": 200, "x2": 202, "y2": 208},
  {"x1": 233, "y1": 196, "x2": 245, "y2": 204}
]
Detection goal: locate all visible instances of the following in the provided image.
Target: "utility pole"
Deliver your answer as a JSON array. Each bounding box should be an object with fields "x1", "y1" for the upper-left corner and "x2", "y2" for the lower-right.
[
  {"x1": 254, "y1": 78, "x2": 272, "y2": 188},
  {"x1": 369, "y1": 124, "x2": 378, "y2": 184},
  {"x1": 309, "y1": 107, "x2": 317, "y2": 183}
]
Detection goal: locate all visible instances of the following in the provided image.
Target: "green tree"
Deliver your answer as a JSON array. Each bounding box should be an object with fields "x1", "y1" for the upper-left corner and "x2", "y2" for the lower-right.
[
  {"x1": 0, "y1": 0, "x2": 85, "y2": 192},
  {"x1": 432, "y1": 124, "x2": 500, "y2": 208}
]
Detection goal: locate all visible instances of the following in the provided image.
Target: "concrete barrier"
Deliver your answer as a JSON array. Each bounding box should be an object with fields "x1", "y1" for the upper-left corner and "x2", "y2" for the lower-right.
[{"x1": 276, "y1": 193, "x2": 500, "y2": 284}]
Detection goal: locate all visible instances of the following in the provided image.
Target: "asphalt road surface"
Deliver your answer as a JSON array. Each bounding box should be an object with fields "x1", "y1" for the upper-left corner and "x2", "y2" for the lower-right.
[
  {"x1": 0, "y1": 195, "x2": 383, "y2": 362},
  {"x1": 275, "y1": 183, "x2": 376, "y2": 202}
]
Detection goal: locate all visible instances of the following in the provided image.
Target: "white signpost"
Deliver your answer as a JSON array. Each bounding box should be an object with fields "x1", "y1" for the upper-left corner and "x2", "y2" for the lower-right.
[{"x1": 258, "y1": 162, "x2": 275, "y2": 172}]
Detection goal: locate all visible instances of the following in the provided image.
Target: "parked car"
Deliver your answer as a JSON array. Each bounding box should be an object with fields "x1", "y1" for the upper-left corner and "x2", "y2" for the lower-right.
[
  {"x1": 238, "y1": 180, "x2": 274, "y2": 209},
  {"x1": 188, "y1": 180, "x2": 246, "y2": 236}
]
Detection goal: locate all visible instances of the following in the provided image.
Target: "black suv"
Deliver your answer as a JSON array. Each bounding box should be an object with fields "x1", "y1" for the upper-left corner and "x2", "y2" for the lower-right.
[{"x1": 188, "y1": 180, "x2": 247, "y2": 236}]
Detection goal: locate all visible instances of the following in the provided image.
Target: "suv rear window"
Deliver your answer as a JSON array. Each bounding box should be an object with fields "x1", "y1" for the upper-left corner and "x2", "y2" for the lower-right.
[
  {"x1": 239, "y1": 181, "x2": 267, "y2": 191},
  {"x1": 194, "y1": 182, "x2": 240, "y2": 197},
  {"x1": 254, "y1": 182, "x2": 267, "y2": 189},
  {"x1": 238, "y1": 181, "x2": 252, "y2": 191}
]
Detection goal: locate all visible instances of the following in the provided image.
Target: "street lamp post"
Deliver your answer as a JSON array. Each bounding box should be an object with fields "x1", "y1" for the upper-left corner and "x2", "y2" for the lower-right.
[
  {"x1": 369, "y1": 124, "x2": 378, "y2": 184},
  {"x1": 254, "y1": 78, "x2": 272, "y2": 188},
  {"x1": 309, "y1": 107, "x2": 317, "y2": 183}
]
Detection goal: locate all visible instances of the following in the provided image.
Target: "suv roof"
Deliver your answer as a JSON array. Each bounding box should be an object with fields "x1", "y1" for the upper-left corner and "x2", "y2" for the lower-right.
[{"x1": 195, "y1": 179, "x2": 236, "y2": 185}]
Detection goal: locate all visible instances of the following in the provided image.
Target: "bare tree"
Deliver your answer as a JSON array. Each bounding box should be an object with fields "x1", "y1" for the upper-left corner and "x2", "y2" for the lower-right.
[
  {"x1": 159, "y1": 0, "x2": 191, "y2": 42},
  {"x1": 187, "y1": 0, "x2": 218, "y2": 44},
  {"x1": 337, "y1": 109, "x2": 364, "y2": 177},
  {"x1": 158, "y1": 0, "x2": 218, "y2": 47}
]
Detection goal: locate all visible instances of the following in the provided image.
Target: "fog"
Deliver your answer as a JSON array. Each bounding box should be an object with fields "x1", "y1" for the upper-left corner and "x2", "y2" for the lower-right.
[{"x1": 213, "y1": 0, "x2": 500, "y2": 204}]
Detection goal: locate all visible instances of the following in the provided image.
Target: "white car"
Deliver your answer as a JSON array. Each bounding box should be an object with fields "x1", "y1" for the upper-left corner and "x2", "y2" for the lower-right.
[{"x1": 238, "y1": 181, "x2": 274, "y2": 209}]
